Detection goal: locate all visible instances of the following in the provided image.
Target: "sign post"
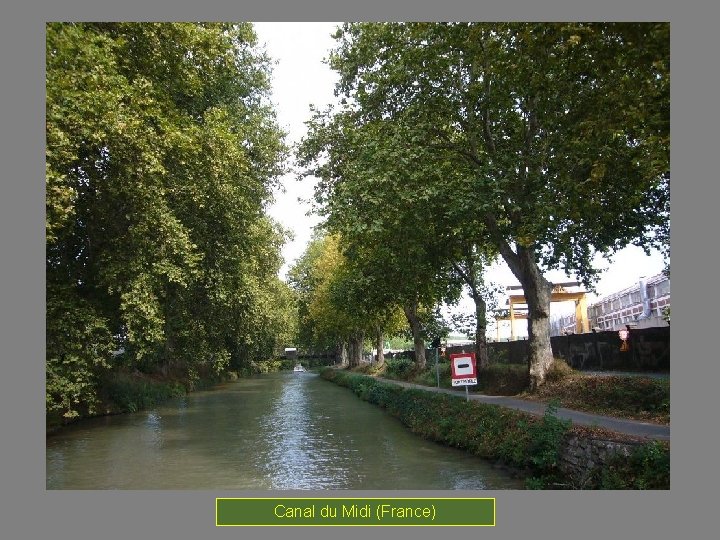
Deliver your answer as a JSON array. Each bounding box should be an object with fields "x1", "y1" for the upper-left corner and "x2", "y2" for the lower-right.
[
  {"x1": 430, "y1": 337, "x2": 441, "y2": 388},
  {"x1": 449, "y1": 352, "x2": 478, "y2": 401}
]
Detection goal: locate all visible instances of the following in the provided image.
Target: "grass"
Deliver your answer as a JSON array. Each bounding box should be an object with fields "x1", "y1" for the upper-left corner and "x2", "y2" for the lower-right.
[
  {"x1": 521, "y1": 360, "x2": 670, "y2": 425},
  {"x1": 357, "y1": 357, "x2": 669, "y2": 425}
]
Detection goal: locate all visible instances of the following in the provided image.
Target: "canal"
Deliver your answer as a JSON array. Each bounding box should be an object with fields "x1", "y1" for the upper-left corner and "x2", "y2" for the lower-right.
[{"x1": 47, "y1": 371, "x2": 524, "y2": 489}]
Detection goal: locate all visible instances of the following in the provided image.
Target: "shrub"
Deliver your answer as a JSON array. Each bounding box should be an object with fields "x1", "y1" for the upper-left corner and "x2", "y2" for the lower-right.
[
  {"x1": 320, "y1": 368, "x2": 570, "y2": 485},
  {"x1": 411, "y1": 361, "x2": 451, "y2": 387},
  {"x1": 383, "y1": 359, "x2": 528, "y2": 396},
  {"x1": 384, "y1": 356, "x2": 416, "y2": 378},
  {"x1": 590, "y1": 441, "x2": 670, "y2": 489},
  {"x1": 523, "y1": 401, "x2": 572, "y2": 487},
  {"x1": 102, "y1": 374, "x2": 186, "y2": 413},
  {"x1": 476, "y1": 364, "x2": 529, "y2": 395},
  {"x1": 545, "y1": 358, "x2": 576, "y2": 383},
  {"x1": 319, "y1": 368, "x2": 669, "y2": 489},
  {"x1": 351, "y1": 363, "x2": 381, "y2": 375}
]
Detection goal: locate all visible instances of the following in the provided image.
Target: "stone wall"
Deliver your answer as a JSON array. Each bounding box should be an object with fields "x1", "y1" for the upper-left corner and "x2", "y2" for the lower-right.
[{"x1": 559, "y1": 435, "x2": 642, "y2": 487}]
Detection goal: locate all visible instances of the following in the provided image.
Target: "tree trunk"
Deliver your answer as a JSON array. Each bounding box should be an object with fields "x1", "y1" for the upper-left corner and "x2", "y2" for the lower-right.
[
  {"x1": 403, "y1": 301, "x2": 426, "y2": 369},
  {"x1": 497, "y1": 242, "x2": 554, "y2": 390},
  {"x1": 348, "y1": 331, "x2": 364, "y2": 368},
  {"x1": 524, "y1": 278, "x2": 554, "y2": 391},
  {"x1": 470, "y1": 287, "x2": 490, "y2": 369},
  {"x1": 348, "y1": 338, "x2": 355, "y2": 369},
  {"x1": 375, "y1": 326, "x2": 385, "y2": 367},
  {"x1": 337, "y1": 341, "x2": 349, "y2": 367}
]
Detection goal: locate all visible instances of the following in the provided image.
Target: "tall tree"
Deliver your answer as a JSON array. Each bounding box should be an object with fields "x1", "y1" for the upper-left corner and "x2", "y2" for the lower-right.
[
  {"x1": 294, "y1": 234, "x2": 366, "y2": 366},
  {"x1": 299, "y1": 112, "x2": 464, "y2": 369},
  {"x1": 46, "y1": 23, "x2": 288, "y2": 417},
  {"x1": 324, "y1": 22, "x2": 669, "y2": 389}
]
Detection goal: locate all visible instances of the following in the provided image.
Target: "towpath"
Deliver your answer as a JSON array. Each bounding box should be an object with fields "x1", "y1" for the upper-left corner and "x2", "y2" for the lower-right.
[{"x1": 379, "y1": 378, "x2": 670, "y2": 441}]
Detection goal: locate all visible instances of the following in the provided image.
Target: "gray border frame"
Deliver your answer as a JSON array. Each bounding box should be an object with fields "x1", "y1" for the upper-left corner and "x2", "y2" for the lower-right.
[{"x1": 2, "y1": 1, "x2": 716, "y2": 539}]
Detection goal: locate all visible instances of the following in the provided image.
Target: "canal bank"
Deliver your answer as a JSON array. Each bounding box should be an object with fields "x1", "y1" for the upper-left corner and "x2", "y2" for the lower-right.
[{"x1": 320, "y1": 368, "x2": 670, "y2": 489}]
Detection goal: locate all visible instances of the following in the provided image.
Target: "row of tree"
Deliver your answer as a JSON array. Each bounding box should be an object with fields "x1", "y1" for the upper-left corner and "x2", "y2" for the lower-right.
[
  {"x1": 294, "y1": 23, "x2": 669, "y2": 389},
  {"x1": 287, "y1": 233, "x2": 409, "y2": 368},
  {"x1": 46, "y1": 23, "x2": 295, "y2": 419},
  {"x1": 45, "y1": 22, "x2": 670, "y2": 420}
]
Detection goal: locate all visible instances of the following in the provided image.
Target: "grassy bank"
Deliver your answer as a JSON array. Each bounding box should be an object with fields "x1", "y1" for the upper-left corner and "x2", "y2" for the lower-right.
[
  {"x1": 521, "y1": 361, "x2": 670, "y2": 424},
  {"x1": 367, "y1": 357, "x2": 669, "y2": 424},
  {"x1": 320, "y1": 367, "x2": 670, "y2": 489}
]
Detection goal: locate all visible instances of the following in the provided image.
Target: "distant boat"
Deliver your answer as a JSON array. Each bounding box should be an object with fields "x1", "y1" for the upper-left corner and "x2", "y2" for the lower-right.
[{"x1": 293, "y1": 364, "x2": 306, "y2": 373}]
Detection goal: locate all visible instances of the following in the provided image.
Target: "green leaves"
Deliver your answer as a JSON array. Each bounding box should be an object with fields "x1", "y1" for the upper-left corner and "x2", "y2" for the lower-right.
[
  {"x1": 298, "y1": 22, "x2": 669, "y2": 386},
  {"x1": 321, "y1": 23, "x2": 669, "y2": 281},
  {"x1": 46, "y1": 285, "x2": 115, "y2": 418},
  {"x1": 46, "y1": 23, "x2": 290, "y2": 418}
]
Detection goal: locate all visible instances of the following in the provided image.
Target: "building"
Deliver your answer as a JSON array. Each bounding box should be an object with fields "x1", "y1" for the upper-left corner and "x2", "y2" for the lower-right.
[
  {"x1": 550, "y1": 313, "x2": 580, "y2": 337},
  {"x1": 587, "y1": 273, "x2": 670, "y2": 331},
  {"x1": 445, "y1": 332, "x2": 476, "y2": 347}
]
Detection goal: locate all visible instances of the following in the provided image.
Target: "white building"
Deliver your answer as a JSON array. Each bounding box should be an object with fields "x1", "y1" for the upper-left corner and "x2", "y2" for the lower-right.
[{"x1": 587, "y1": 273, "x2": 670, "y2": 331}]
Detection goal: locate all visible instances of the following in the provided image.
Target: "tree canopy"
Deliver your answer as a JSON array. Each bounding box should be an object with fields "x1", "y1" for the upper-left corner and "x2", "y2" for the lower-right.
[
  {"x1": 46, "y1": 23, "x2": 292, "y2": 418},
  {"x1": 300, "y1": 22, "x2": 669, "y2": 388}
]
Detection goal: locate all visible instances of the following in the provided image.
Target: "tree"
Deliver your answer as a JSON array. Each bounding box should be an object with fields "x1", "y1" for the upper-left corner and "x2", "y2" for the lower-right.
[
  {"x1": 370, "y1": 303, "x2": 406, "y2": 368},
  {"x1": 447, "y1": 249, "x2": 503, "y2": 368},
  {"x1": 305, "y1": 234, "x2": 362, "y2": 365},
  {"x1": 299, "y1": 111, "x2": 465, "y2": 369},
  {"x1": 289, "y1": 232, "x2": 407, "y2": 368},
  {"x1": 324, "y1": 22, "x2": 669, "y2": 389},
  {"x1": 46, "y1": 23, "x2": 288, "y2": 416}
]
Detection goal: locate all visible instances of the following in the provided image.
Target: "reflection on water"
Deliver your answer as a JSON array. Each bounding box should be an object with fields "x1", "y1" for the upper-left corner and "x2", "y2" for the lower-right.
[{"x1": 47, "y1": 372, "x2": 524, "y2": 490}]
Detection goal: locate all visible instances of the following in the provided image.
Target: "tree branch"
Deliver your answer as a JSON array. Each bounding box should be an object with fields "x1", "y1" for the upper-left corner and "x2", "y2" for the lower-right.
[
  {"x1": 484, "y1": 212, "x2": 520, "y2": 276},
  {"x1": 427, "y1": 128, "x2": 485, "y2": 167}
]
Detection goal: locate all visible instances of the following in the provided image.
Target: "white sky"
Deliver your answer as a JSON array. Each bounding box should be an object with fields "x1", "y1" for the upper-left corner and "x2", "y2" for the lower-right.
[
  {"x1": 254, "y1": 22, "x2": 668, "y2": 327},
  {"x1": 255, "y1": 22, "x2": 338, "y2": 280}
]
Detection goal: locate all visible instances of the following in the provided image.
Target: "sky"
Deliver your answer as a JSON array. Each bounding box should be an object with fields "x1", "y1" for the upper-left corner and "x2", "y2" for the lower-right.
[
  {"x1": 253, "y1": 22, "x2": 668, "y2": 330},
  {"x1": 255, "y1": 22, "x2": 337, "y2": 280}
]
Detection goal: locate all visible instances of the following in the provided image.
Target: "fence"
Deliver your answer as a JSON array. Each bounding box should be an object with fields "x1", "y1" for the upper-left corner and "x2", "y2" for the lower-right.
[{"x1": 549, "y1": 326, "x2": 669, "y2": 371}]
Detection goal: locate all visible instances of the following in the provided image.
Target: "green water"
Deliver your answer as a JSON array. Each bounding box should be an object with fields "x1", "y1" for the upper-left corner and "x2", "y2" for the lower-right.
[{"x1": 46, "y1": 371, "x2": 524, "y2": 489}]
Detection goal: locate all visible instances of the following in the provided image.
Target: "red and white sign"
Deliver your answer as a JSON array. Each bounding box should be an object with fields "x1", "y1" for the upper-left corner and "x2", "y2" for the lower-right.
[{"x1": 450, "y1": 352, "x2": 477, "y2": 387}]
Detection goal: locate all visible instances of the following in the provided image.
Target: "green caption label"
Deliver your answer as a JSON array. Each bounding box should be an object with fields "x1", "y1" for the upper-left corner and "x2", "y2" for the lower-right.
[{"x1": 216, "y1": 497, "x2": 495, "y2": 527}]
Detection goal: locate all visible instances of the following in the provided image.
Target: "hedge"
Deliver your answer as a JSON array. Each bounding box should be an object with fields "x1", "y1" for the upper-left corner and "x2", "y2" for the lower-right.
[{"x1": 320, "y1": 368, "x2": 669, "y2": 489}]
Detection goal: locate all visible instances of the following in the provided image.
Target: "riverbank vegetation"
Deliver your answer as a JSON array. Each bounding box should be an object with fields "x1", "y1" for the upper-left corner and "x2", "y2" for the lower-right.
[
  {"x1": 46, "y1": 23, "x2": 295, "y2": 427},
  {"x1": 321, "y1": 368, "x2": 670, "y2": 489},
  {"x1": 46, "y1": 357, "x2": 296, "y2": 433},
  {"x1": 355, "y1": 357, "x2": 669, "y2": 424}
]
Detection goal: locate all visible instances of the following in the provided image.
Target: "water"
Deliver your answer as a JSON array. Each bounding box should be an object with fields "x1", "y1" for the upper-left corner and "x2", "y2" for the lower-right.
[{"x1": 46, "y1": 372, "x2": 524, "y2": 490}]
